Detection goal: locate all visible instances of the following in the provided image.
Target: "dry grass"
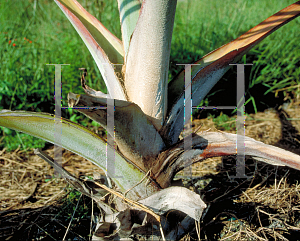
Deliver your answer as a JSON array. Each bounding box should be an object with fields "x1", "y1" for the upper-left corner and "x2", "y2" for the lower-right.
[
  {"x1": 177, "y1": 100, "x2": 300, "y2": 240},
  {"x1": 0, "y1": 146, "x2": 104, "y2": 240},
  {"x1": 1, "y1": 100, "x2": 300, "y2": 240},
  {"x1": 0, "y1": 147, "x2": 104, "y2": 212}
]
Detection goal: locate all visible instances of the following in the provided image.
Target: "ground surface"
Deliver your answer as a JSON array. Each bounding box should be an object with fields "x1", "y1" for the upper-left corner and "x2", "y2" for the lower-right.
[{"x1": 1, "y1": 100, "x2": 300, "y2": 240}]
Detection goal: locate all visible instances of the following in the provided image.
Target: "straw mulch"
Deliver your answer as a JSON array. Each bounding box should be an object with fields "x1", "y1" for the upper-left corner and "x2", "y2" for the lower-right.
[
  {"x1": 0, "y1": 147, "x2": 104, "y2": 240},
  {"x1": 1, "y1": 100, "x2": 300, "y2": 240},
  {"x1": 179, "y1": 100, "x2": 300, "y2": 240}
]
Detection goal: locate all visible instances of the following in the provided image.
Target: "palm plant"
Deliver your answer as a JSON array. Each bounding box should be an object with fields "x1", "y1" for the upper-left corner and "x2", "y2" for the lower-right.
[{"x1": 1, "y1": 0, "x2": 300, "y2": 239}]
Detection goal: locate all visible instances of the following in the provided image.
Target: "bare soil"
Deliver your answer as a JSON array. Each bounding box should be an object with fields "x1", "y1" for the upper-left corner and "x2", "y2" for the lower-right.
[{"x1": 1, "y1": 100, "x2": 300, "y2": 240}]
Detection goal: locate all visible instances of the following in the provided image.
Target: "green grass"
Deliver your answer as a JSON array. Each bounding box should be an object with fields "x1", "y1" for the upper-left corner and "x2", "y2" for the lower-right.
[
  {"x1": 0, "y1": 0, "x2": 117, "y2": 112},
  {"x1": 0, "y1": 0, "x2": 299, "y2": 150},
  {"x1": 0, "y1": 126, "x2": 46, "y2": 152},
  {"x1": 209, "y1": 113, "x2": 237, "y2": 131}
]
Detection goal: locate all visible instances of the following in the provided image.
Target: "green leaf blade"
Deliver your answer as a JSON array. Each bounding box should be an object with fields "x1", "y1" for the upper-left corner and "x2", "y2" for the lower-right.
[
  {"x1": 117, "y1": 0, "x2": 141, "y2": 58},
  {"x1": 54, "y1": 0, "x2": 126, "y2": 100},
  {"x1": 0, "y1": 110, "x2": 160, "y2": 199},
  {"x1": 56, "y1": 0, "x2": 124, "y2": 63}
]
